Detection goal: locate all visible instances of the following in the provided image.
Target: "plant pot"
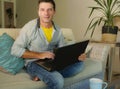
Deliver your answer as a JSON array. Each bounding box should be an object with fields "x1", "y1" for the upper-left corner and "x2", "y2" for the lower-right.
[{"x1": 102, "y1": 26, "x2": 118, "y2": 43}]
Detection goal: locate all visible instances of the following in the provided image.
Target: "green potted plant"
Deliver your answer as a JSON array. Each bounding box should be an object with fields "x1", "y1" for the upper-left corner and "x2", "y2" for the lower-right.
[{"x1": 85, "y1": 0, "x2": 120, "y2": 43}]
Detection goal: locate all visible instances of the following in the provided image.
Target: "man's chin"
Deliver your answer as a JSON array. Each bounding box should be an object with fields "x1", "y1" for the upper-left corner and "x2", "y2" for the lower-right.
[{"x1": 43, "y1": 20, "x2": 51, "y2": 23}]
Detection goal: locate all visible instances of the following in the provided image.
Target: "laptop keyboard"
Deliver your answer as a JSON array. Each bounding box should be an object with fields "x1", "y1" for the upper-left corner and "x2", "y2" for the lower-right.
[{"x1": 35, "y1": 59, "x2": 54, "y2": 71}]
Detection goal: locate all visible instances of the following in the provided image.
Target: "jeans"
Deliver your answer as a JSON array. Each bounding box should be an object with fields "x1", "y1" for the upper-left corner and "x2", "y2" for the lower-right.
[{"x1": 26, "y1": 61, "x2": 84, "y2": 89}]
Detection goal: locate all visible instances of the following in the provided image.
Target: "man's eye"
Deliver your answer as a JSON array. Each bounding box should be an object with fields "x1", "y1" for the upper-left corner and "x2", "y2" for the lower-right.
[
  {"x1": 39, "y1": 8, "x2": 44, "y2": 11},
  {"x1": 48, "y1": 8, "x2": 53, "y2": 12},
  {"x1": 40, "y1": 9, "x2": 44, "y2": 11}
]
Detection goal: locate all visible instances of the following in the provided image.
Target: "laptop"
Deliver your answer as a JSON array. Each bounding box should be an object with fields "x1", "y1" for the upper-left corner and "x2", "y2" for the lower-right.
[{"x1": 35, "y1": 40, "x2": 89, "y2": 71}]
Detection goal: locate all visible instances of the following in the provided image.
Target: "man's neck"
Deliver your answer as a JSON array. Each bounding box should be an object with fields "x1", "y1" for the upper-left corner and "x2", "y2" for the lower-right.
[{"x1": 40, "y1": 22, "x2": 53, "y2": 28}]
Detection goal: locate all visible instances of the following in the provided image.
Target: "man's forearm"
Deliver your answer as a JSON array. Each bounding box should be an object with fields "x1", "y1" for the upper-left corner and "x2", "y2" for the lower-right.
[{"x1": 21, "y1": 50, "x2": 42, "y2": 59}]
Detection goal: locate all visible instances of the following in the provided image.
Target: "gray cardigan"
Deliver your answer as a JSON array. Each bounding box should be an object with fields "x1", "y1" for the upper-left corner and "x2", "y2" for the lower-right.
[{"x1": 11, "y1": 19, "x2": 65, "y2": 65}]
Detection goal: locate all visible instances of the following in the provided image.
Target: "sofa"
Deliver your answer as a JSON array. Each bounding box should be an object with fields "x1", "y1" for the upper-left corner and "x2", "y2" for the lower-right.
[{"x1": 0, "y1": 28, "x2": 110, "y2": 89}]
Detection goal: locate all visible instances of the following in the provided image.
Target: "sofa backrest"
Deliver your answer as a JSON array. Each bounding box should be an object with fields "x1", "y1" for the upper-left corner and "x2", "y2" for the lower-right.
[
  {"x1": 0, "y1": 28, "x2": 76, "y2": 45},
  {"x1": 0, "y1": 28, "x2": 21, "y2": 39}
]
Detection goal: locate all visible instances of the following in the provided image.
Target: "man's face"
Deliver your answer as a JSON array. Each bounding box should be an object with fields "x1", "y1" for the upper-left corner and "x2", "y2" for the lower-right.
[{"x1": 38, "y1": 2, "x2": 55, "y2": 24}]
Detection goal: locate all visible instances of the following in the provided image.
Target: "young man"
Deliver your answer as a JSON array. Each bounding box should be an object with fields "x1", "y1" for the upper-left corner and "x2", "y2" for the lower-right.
[{"x1": 11, "y1": 0, "x2": 86, "y2": 89}]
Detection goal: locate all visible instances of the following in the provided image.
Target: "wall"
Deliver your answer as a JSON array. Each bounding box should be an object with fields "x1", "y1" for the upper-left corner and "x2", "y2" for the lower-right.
[
  {"x1": 54, "y1": 0, "x2": 102, "y2": 41},
  {"x1": 16, "y1": 0, "x2": 38, "y2": 27}
]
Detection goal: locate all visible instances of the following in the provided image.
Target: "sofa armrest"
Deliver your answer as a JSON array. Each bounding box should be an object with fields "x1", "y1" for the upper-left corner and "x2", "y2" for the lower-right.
[
  {"x1": 86, "y1": 43, "x2": 110, "y2": 71},
  {"x1": 0, "y1": 28, "x2": 21, "y2": 39}
]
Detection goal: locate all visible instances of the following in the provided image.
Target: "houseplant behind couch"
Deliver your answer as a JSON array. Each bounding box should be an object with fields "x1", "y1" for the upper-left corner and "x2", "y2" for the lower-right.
[{"x1": 85, "y1": 0, "x2": 120, "y2": 43}]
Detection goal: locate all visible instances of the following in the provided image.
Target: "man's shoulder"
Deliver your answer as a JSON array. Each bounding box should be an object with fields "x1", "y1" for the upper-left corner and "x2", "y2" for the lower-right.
[
  {"x1": 20, "y1": 19, "x2": 38, "y2": 34},
  {"x1": 25, "y1": 19, "x2": 38, "y2": 27},
  {"x1": 22, "y1": 19, "x2": 38, "y2": 30},
  {"x1": 53, "y1": 24, "x2": 61, "y2": 31}
]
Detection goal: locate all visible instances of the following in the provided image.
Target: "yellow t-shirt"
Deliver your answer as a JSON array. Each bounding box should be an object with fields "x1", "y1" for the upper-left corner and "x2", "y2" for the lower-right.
[{"x1": 41, "y1": 26, "x2": 53, "y2": 42}]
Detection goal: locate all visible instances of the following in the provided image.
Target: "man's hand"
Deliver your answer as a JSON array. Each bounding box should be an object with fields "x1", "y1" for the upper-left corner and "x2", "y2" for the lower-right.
[
  {"x1": 39, "y1": 51, "x2": 55, "y2": 59},
  {"x1": 78, "y1": 53, "x2": 86, "y2": 61}
]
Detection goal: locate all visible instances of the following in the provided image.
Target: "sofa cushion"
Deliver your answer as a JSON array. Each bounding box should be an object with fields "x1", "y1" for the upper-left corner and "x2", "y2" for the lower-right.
[
  {"x1": 0, "y1": 33, "x2": 25, "y2": 74},
  {"x1": 64, "y1": 59, "x2": 102, "y2": 87}
]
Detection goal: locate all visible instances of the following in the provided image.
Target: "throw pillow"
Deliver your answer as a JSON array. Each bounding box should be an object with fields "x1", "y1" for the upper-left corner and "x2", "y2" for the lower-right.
[{"x1": 0, "y1": 33, "x2": 25, "y2": 75}]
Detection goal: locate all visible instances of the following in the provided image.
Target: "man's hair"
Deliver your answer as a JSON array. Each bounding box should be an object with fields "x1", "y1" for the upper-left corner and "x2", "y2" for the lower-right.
[{"x1": 38, "y1": 0, "x2": 56, "y2": 10}]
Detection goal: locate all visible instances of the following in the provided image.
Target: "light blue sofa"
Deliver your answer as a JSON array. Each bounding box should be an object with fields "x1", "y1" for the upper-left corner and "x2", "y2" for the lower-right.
[{"x1": 0, "y1": 28, "x2": 110, "y2": 89}]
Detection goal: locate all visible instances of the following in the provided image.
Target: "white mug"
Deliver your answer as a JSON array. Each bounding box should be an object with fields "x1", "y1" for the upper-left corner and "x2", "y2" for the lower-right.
[{"x1": 89, "y1": 78, "x2": 108, "y2": 89}]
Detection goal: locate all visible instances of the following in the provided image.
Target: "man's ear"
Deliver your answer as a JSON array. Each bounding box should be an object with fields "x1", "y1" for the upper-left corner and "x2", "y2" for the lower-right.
[{"x1": 53, "y1": 10, "x2": 56, "y2": 16}]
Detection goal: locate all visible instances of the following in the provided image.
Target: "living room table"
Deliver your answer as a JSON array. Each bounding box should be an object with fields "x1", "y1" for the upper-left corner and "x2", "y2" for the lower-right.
[{"x1": 106, "y1": 85, "x2": 115, "y2": 89}]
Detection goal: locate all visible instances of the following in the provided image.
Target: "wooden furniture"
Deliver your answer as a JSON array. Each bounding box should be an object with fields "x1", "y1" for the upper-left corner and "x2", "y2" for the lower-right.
[
  {"x1": 114, "y1": 43, "x2": 120, "y2": 76},
  {"x1": 90, "y1": 40, "x2": 119, "y2": 83}
]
